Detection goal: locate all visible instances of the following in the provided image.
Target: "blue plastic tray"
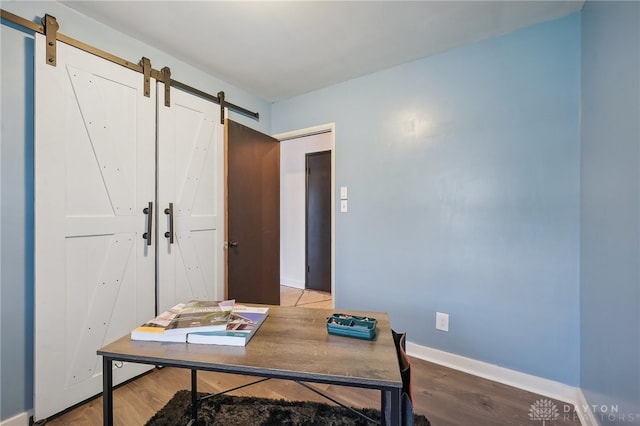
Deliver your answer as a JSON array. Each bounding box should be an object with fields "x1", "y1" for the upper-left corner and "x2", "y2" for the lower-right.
[{"x1": 326, "y1": 313, "x2": 377, "y2": 340}]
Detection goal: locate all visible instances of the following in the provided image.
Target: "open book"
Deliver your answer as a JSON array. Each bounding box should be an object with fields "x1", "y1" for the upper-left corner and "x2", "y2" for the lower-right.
[
  {"x1": 131, "y1": 300, "x2": 234, "y2": 342},
  {"x1": 130, "y1": 303, "x2": 185, "y2": 342},
  {"x1": 187, "y1": 305, "x2": 269, "y2": 346},
  {"x1": 163, "y1": 299, "x2": 235, "y2": 335}
]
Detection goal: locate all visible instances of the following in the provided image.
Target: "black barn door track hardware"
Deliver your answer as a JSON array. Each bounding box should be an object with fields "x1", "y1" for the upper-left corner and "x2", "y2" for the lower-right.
[{"x1": 1, "y1": 9, "x2": 260, "y2": 122}]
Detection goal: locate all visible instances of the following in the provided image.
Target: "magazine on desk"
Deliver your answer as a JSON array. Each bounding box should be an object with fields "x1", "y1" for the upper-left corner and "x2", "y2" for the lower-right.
[
  {"x1": 130, "y1": 300, "x2": 235, "y2": 342},
  {"x1": 187, "y1": 305, "x2": 269, "y2": 346},
  {"x1": 130, "y1": 303, "x2": 187, "y2": 342},
  {"x1": 163, "y1": 299, "x2": 235, "y2": 335}
]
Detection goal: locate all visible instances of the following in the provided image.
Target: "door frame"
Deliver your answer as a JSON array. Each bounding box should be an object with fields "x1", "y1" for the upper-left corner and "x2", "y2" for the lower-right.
[{"x1": 272, "y1": 123, "x2": 336, "y2": 301}]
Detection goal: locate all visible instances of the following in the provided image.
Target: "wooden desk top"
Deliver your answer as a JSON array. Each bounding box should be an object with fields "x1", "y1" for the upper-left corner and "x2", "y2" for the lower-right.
[{"x1": 98, "y1": 306, "x2": 402, "y2": 389}]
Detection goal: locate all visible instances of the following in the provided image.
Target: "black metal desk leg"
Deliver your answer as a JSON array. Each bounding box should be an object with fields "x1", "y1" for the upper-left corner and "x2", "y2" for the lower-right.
[
  {"x1": 191, "y1": 369, "x2": 198, "y2": 422},
  {"x1": 102, "y1": 357, "x2": 113, "y2": 426},
  {"x1": 381, "y1": 390, "x2": 387, "y2": 425},
  {"x1": 391, "y1": 388, "x2": 401, "y2": 425},
  {"x1": 381, "y1": 388, "x2": 401, "y2": 426}
]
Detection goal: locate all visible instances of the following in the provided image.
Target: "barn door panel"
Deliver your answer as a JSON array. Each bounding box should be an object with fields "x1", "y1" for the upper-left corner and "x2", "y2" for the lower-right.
[
  {"x1": 157, "y1": 86, "x2": 224, "y2": 312},
  {"x1": 34, "y1": 33, "x2": 155, "y2": 421}
]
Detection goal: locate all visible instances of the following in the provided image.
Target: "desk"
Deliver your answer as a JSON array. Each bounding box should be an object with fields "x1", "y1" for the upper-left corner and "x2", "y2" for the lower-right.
[{"x1": 98, "y1": 306, "x2": 402, "y2": 425}]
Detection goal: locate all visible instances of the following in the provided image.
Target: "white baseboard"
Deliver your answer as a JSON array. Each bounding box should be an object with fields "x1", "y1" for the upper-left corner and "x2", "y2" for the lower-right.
[
  {"x1": 280, "y1": 279, "x2": 305, "y2": 289},
  {"x1": 0, "y1": 412, "x2": 30, "y2": 426},
  {"x1": 406, "y1": 342, "x2": 599, "y2": 426},
  {"x1": 575, "y1": 388, "x2": 600, "y2": 426}
]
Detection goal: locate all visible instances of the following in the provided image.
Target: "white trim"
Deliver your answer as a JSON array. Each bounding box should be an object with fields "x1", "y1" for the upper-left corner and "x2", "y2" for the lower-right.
[
  {"x1": 272, "y1": 123, "x2": 336, "y2": 307},
  {"x1": 280, "y1": 277, "x2": 305, "y2": 289},
  {"x1": 575, "y1": 388, "x2": 601, "y2": 426},
  {"x1": 0, "y1": 411, "x2": 30, "y2": 426},
  {"x1": 407, "y1": 342, "x2": 595, "y2": 425},
  {"x1": 273, "y1": 123, "x2": 334, "y2": 142}
]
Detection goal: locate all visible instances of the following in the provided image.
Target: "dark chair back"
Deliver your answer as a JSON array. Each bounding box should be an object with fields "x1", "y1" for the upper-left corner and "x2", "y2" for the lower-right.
[{"x1": 385, "y1": 330, "x2": 414, "y2": 426}]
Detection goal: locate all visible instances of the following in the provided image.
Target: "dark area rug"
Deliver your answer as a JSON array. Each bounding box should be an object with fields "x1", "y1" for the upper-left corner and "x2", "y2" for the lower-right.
[{"x1": 145, "y1": 390, "x2": 430, "y2": 426}]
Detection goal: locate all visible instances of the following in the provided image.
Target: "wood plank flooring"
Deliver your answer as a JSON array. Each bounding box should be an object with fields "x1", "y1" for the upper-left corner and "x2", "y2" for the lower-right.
[{"x1": 42, "y1": 287, "x2": 582, "y2": 425}]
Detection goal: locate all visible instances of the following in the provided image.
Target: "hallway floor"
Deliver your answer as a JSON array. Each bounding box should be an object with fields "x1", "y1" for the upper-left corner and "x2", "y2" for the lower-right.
[{"x1": 280, "y1": 285, "x2": 332, "y2": 309}]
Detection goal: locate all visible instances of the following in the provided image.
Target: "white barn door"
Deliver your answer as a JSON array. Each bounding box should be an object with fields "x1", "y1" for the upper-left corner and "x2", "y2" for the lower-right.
[
  {"x1": 34, "y1": 34, "x2": 156, "y2": 421},
  {"x1": 157, "y1": 87, "x2": 225, "y2": 312}
]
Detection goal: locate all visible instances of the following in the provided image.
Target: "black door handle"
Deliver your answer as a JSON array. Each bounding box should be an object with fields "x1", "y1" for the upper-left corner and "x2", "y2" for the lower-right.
[
  {"x1": 228, "y1": 240, "x2": 239, "y2": 248},
  {"x1": 164, "y1": 202, "x2": 174, "y2": 244},
  {"x1": 142, "y1": 201, "x2": 152, "y2": 246}
]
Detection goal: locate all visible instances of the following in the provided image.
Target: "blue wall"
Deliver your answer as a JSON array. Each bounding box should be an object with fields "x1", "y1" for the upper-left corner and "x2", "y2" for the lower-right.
[
  {"x1": 580, "y1": 1, "x2": 640, "y2": 424},
  {"x1": 0, "y1": 1, "x2": 271, "y2": 420},
  {"x1": 1, "y1": 19, "x2": 35, "y2": 423},
  {"x1": 272, "y1": 14, "x2": 582, "y2": 386}
]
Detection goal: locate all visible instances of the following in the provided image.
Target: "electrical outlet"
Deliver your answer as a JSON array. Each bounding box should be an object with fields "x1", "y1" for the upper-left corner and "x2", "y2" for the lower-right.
[{"x1": 436, "y1": 312, "x2": 449, "y2": 332}]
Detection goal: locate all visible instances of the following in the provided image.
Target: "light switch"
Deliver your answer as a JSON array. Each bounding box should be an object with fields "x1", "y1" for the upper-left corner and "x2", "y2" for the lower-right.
[
  {"x1": 340, "y1": 200, "x2": 348, "y2": 213},
  {"x1": 340, "y1": 186, "x2": 348, "y2": 200}
]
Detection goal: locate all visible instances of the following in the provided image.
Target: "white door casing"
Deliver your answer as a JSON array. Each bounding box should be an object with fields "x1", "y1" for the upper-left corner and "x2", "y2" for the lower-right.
[
  {"x1": 34, "y1": 34, "x2": 155, "y2": 420},
  {"x1": 157, "y1": 86, "x2": 224, "y2": 312}
]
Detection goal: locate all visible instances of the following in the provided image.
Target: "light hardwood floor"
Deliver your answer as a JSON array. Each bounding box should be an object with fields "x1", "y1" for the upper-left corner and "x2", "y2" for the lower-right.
[
  {"x1": 279, "y1": 285, "x2": 333, "y2": 309},
  {"x1": 42, "y1": 287, "x2": 581, "y2": 426}
]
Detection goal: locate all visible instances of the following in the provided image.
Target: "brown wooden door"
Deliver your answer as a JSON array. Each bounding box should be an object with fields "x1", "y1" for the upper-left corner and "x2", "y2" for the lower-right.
[
  {"x1": 226, "y1": 119, "x2": 280, "y2": 304},
  {"x1": 306, "y1": 151, "x2": 331, "y2": 292}
]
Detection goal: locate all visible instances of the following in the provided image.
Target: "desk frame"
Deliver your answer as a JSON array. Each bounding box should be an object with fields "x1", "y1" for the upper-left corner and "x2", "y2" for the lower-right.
[{"x1": 98, "y1": 306, "x2": 402, "y2": 425}]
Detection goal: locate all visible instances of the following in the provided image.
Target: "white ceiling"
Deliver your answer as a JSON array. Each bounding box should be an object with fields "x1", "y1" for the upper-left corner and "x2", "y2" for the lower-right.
[{"x1": 61, "y1": 1, "x2": 584, "y2": 102}]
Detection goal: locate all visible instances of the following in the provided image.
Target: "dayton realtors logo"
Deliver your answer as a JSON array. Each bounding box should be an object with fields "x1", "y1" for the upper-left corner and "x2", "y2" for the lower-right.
[
  {"x1": 529, "y1": 399, "x2": 560, "y2": 425},
  {"x1": 529, "y1": 399, "x2": 640, "y2": 424}
]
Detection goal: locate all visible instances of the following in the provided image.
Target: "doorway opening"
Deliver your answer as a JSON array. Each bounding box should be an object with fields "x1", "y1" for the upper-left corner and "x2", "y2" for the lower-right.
[
  {"x1": 306, "y1": 150, "x2": 331, "y2": 293},
  {"x1": 274, "y1": 124, "x2": 335, "y2": 309}
]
